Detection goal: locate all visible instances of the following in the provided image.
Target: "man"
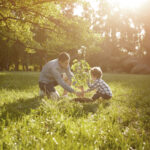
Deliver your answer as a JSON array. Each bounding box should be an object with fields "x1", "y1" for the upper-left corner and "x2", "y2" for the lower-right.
[{"x1": 39, "y1": 52, "x2": 78, "y2": 100}]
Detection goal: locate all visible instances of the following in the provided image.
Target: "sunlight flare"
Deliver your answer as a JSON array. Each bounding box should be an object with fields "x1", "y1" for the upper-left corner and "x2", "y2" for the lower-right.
[
  {"x1": 74, "y1": 0, "x2": 148, "y2": 16},
  {"x1": 108, "y1": 0, "x2": 148, "y2": 9},
  {"x1": 74, "y1": 5, "x2": 83, "y2": 16}
]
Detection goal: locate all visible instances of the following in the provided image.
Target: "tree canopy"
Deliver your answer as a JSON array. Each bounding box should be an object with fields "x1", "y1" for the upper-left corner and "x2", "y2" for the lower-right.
[{"x1": 0, "y1": 0, "x2": 150, "y2": 73}]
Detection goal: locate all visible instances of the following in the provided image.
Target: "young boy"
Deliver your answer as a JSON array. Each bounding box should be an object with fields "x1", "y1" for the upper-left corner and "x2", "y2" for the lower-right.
[{"x1": 84, "y1": 67, "x2": 112, "y2": 101}]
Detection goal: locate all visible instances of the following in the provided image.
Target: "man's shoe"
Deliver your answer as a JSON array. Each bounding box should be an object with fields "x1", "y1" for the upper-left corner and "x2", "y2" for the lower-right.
[
  {"x1": 39, "y1": 90, "x2": 45, "y2": 97},
  {"x1": 50, "y1": 91, "x2": 60, "y2": 100}
]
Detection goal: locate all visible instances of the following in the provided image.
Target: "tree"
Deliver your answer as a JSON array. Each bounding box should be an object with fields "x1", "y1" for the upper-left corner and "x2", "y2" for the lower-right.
[{"x1": 0, "y1": 0, "x2": 99, "y2": 70}]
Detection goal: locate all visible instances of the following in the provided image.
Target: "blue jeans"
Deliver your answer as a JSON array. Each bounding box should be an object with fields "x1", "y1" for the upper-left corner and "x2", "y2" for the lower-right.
[
  {"x1": 92, "y1": 91, "x2": 112, "y2": 100},
  {"x1": 39, "y1": 81, "x2": 58, "y2": 97}
]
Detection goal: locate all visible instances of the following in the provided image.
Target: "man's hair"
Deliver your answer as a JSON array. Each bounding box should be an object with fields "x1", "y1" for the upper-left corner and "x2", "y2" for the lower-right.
[
  {"x1": 58, "y1": 52, "x2": 70, "y2": 62},
  {"x1": 90, "y1": 67, "x2": 102, "y2": 79}
]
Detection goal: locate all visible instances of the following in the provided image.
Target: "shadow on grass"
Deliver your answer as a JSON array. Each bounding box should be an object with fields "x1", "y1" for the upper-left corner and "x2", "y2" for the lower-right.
[
  {"x1": 0, "y1": 96, "x2": 42, "y2": 125},
  {"x1": 71, "y1": 98, "x2": 111, "y2": 113},
  {"x1": 57, "y1": 99, "x2": 111, "y2": 118},
  {"x1": 82, "y1": 100, "x2": 111, "y2": 114}
]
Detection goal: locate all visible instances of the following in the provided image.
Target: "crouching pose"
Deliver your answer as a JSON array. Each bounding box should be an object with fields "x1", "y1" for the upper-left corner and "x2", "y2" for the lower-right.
[
  {"x1": 39, "y1": 52, "x2": 79, "y2": 100},
  {"x1": 83, "y1": 67, "x2": 112, "y2": 101}
]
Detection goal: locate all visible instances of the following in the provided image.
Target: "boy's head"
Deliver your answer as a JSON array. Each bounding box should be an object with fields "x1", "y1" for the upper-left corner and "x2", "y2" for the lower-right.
[
  {"x1": 58, "y1": 52, "x2": 70, "y2": 69},
  {"x1": 90, "y1": 67, "x2": 102, "y2": 79}
]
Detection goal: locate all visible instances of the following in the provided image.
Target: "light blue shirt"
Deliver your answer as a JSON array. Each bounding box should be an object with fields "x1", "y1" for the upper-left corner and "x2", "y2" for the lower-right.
[{"x1": 39, "y1": 59, "x2": 74, "y2": 93}]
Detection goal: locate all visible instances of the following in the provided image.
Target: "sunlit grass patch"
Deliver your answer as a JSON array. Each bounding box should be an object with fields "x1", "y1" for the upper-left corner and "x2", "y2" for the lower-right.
[{"x1": 0, "y1": 72, "x2": 150, "y2": 150}]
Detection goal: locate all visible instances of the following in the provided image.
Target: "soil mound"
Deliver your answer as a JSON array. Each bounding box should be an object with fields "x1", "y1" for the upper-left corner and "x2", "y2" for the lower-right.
[{"x1": 72, "y1": 97, "x2": 94, "y2": 103}]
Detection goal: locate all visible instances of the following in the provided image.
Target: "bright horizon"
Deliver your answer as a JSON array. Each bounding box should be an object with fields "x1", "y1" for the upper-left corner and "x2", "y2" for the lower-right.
[
  {"x1": 74, "y1": 0, "x2": 148, "y2": 16},
  {"x1": 108, "y1": 0, "x2": 148, "y2": 9}
]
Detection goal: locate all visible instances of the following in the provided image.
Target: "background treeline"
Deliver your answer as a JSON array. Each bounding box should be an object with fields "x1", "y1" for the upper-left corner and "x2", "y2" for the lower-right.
[{"x1": 0, "y1": 0, "x2": 150, "y2": 74}]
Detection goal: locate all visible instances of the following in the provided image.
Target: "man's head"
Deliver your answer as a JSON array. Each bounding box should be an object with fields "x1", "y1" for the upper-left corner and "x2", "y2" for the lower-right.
[
  {"x1": 90, "y1": 67, "x2": 102, "y2": 80},
  {"x1": 58, "y1": 52, "x2": 70, "y2": 69}
]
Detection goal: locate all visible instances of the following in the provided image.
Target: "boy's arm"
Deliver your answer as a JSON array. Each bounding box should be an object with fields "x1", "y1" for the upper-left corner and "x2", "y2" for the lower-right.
[
  {"x1": 85, "y1": 81, "x2": 99, "y2": 93},
  {"x1": 51, "y1": 67, "x2": 75, "y2": 93}
]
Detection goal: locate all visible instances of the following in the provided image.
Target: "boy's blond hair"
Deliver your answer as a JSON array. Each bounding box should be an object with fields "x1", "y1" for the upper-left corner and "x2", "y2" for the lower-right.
[{"x1": 90, "y1": 67, "x2": 102, "y2": 79}]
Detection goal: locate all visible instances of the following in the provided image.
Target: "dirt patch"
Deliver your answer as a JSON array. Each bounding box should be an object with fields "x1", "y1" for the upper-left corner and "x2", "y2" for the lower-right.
[{"x1": 72, "y1": 97, "x2": 94, "y2": 103}]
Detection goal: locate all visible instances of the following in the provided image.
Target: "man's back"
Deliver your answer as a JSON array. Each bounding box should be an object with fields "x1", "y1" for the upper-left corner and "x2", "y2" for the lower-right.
[
  {"x1": 39, "y1": 59, "x2": 58, "y2": 84},
  {"x1": 39, "y1": 58, "x2": 74, "y2": 93}
]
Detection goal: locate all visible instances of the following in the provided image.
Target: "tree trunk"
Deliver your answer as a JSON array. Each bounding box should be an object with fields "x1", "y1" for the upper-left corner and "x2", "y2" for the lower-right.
[{"x1": 15, "y1": 62, "x2": 19, "y2": 71}]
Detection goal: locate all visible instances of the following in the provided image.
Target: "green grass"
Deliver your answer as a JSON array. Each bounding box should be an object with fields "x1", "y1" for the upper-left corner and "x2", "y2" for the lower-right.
[{"x1": 0, "y1": 72, "x2": 150, "y2": 150}]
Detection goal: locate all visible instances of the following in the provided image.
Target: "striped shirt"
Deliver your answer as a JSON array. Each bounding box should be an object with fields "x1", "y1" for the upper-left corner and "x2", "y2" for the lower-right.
[{"x1": 86, "y1": 78, "x2": 112, "y2": 97}]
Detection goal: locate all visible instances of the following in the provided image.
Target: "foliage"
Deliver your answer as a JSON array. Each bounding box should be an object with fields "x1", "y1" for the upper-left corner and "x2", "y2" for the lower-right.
[
  {"x1": 0, "y1": 72, "x2": 150, "y2": 149},
  {"x1": 0, "y1": 0, "x2": 96, "y2": 51},
  {"x1": 1, "y1": 0, "x2": 150, "y2": 72},
  {"x1": 0, "y1": 0, "x2": 101, "y2": 70}
]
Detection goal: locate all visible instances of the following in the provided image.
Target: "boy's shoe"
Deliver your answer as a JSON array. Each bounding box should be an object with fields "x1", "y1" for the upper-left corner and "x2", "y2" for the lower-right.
[
  {"x1": 50, "y1": 91, "x2": 60, "y2": 100},
  {"x1": 39, "y1": 89, "x2": 45, "y2": 97}
]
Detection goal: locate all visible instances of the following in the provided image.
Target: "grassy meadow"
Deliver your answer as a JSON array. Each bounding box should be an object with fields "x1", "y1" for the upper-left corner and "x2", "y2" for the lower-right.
[{"x1": 0, "y1": 72, "x2": 150, "y2": 150}]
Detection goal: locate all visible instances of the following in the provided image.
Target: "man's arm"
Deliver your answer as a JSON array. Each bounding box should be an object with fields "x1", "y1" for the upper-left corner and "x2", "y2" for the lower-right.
[{"x1": 51, "y1": 67, "x2": 75, "y2": 93}]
